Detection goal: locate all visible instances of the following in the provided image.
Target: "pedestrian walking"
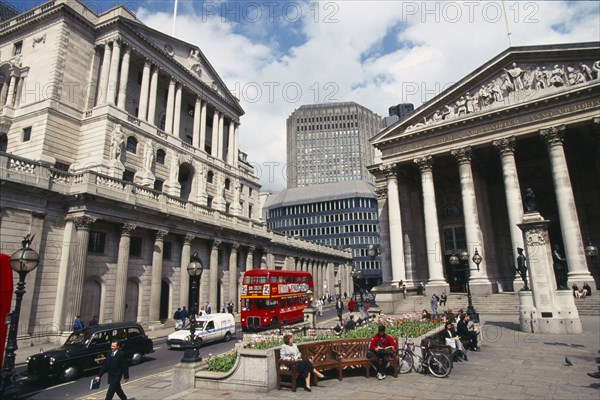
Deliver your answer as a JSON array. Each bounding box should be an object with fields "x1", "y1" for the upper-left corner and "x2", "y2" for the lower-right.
[
  {"x1": 95, "y1": 340, "x2": 129, "y2": 400},
  {"x1": 173, "y1": 308, "x2": 182, "y2": 330},
  {"x1": 335, "y1": 297, "x2": 344, "y2": 324},
  {"x1": 430, "y1": 294, "x2": 439, "y2": 317},
  {"x1": 72, "y1": 315, "x2": 84, "y2": 331},
  {"x1": 180, "y1": 306, "x2": 188, "y2": 328},
  {"x1": 316, "y1": 298, "x2": 323, "y2": 316},
  {"x1": 204, "y1": 302, "x2": 212, "y2": 315},
  {"x1": 227, "y1": 300, "x2": 234, "y2": 314},
  {"x1": 221, "y1": 303, "x2": 226, "y2": 313}
]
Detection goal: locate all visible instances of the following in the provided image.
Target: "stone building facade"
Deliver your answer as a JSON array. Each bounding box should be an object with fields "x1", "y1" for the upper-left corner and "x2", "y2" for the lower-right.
[
  {"x1": 370, "y1": 43, "x2": 599, "y2": 298},
  {"x1": 0, "y1": 0, "x2": 351, "y2": 337}
]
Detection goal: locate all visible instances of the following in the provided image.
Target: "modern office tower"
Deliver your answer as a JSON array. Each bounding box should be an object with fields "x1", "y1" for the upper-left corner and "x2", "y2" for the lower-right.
[
  {"x1": 264, "y1": 180, "x2": 381, "y2": 289},
  {"x1": 382, "y1": 103, "x2": 414, "y2": 128},
  {"x1": 0, "y1": 0, "x2": 351, "y2": 341},
  {"x1": 286, "y1": 102, "x2": 380, "y2": 189}
]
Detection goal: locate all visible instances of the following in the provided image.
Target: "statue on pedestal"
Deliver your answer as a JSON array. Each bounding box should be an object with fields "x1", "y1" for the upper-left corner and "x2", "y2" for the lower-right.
[
  {"x1": 516, "y1": 247, "x2": 529, "y2": 291},
  {"x1": 552, "y1": 244, "x2": 569, "y2": 290},
  {"x1": 524, "y1": 187, "x2": 536, "y2": 212}
]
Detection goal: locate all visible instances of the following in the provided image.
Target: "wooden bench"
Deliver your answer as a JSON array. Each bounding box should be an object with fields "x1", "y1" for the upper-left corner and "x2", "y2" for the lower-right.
[
  {"x1": 275, "y1": 337, "x2": 401, "y2": 391},
  {"x1": 422, "y1": 331, "x2": 468, "y2": 366}
]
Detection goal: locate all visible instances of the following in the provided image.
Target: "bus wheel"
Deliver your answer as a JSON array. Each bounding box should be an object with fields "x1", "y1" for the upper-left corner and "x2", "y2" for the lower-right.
[{"x1": 270, "y1": 318, "x2": 278, "y2": 329}]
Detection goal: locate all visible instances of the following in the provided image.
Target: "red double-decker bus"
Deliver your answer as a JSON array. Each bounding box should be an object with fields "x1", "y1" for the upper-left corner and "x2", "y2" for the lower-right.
[{"x1": 240, "y1": 269, "x2": 313, "y2": 331}]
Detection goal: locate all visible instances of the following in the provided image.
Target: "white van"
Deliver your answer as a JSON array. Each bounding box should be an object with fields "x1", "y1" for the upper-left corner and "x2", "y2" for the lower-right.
[{"x1": 167, "y1": 313, "x2": 236, "y2": 349}]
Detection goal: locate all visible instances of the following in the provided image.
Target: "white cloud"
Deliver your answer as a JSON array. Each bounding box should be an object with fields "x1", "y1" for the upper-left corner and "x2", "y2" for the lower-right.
[{"x1": 135, "y1": 1, "x2": 600, "y2": 192}]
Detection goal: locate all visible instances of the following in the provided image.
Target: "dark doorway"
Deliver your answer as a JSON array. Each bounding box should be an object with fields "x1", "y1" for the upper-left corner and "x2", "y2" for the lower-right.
[{"x1": 160, "y1": 280, "x2": 169, "y2": 322}]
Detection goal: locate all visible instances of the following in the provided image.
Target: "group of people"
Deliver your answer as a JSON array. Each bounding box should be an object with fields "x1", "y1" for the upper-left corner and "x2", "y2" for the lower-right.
[
  {"x1": 441, "y1": 313, "x2": 481, "y2": 362},
  {"x1": 335, "y1": 296, "x2": 372, "y2": 325},
  {"x1": 72, "y1": 315, "x2": 98, "y2": 331},
  {"x1": 173, "y1": 301, "x2": 236, "y2": 330},
  {"x1": 572, "y1": 283, "x2": 593, "y2": 298}
]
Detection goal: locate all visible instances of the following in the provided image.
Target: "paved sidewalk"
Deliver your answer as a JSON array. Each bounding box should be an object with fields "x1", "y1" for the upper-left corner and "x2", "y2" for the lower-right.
[{"x1": 74, "y1": 313, "x2": 600, "y2": 400}]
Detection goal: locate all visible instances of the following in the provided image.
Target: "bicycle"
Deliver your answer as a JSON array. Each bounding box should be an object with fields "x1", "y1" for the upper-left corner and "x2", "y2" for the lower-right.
[{"x1": 397, "y1": 337, "x2": 452, "y2": 378}]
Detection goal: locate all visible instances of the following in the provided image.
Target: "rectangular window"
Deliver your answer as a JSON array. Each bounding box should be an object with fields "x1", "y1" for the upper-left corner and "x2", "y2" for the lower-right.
[
  {"x1": 13, "y1": 41, "x2": 22, "y2": 56},
  {"x1": 88, "y1": 231, "x2": 106, "y2": 253},
  {"x1": 154, "y1": 179, "x2": 164, "y2": 192},
  {"x1": 123, "y1": 169, "x2": 135, "y2": 182},
  {"x1": 130, "y1": 237, "x2": 142, "y2": 257},
  {"x1": 54, "y1": 161, "x2": 70, "y2": 172},
  {"x1": 187, "y1": 104, "x2": 194, "y2": 117},
  {"x1": 22, "y1": 127, "x2": 32, "y2": 142}
]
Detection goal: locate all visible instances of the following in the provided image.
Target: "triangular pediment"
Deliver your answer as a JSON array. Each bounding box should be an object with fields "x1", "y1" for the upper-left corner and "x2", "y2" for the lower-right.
[
  {"x1": 121, "y1": 20, "x2": 240, "y2": 109},
  {"x1": 373, "y1": 42, "x2": 600, "y2": 145}
]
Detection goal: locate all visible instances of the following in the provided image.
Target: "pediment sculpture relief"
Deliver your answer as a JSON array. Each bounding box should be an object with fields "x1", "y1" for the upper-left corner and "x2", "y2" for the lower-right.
[
  {"x1": 405, "y1": 60, "x2": 600, "y2": 133},
  {"x1": 188, "y1": 49, "x2": 202, "y2": 77}
]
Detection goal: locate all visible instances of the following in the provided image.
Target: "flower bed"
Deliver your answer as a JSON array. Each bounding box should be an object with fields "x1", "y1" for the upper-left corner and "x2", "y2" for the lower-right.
[{"x1": 243, "y1": 313, "x2": 442, "y2": 351}]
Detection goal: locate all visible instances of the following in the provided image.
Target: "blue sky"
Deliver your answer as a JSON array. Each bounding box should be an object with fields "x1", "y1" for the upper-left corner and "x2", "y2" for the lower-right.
[{"x1": 8, "y1": 1, "x2": 600, "y2": 191}]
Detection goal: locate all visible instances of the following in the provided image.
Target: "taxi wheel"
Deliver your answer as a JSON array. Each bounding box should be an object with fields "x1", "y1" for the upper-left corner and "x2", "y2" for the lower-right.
[
  {"x1": 131, "y1": 352, "x2": 143, "y2": 365},
  {"x1": 60, "y1": 364, "x2": 81, "y2": 382}
]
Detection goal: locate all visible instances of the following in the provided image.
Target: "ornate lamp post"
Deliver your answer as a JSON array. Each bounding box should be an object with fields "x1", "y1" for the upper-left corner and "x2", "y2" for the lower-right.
[
  {"x1": 584, "y1": 238, "x2": 598, "y2": 258},
  {"x1": 182, "y1": 252, "x2": 203, "y2": 363},
  {"x1": 1, "y1": 234, "x2": 40, "y2": 397},
  {"x1": 449, "y1": 248, "x2": 482, "y2": 323},
  {"x1": 351, "y1": 268, "x2": 360, "y2": 307}
]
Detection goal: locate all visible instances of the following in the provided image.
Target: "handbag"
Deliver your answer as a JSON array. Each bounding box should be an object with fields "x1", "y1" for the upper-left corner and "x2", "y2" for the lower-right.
[{"x1": 445, "y1": 338, "x2": 456, "y2": 349}]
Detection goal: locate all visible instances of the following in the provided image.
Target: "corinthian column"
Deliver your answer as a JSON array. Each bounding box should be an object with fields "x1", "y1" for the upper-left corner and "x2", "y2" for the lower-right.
[
  {"x1": 192, "y1": 97, "x2": 202, "y2": 148},
  {"x1": 492, "y1": 137, "x2": 525, "y2": 288},
  {"x1": 106, "y1": 39, "x2": 121, "y2": 105},
  {"x1": 66, "y1": 216, "x2": 96, "y2": 328},
  {"x1": 173, "y1": 82, "x2": 182, "y2": 137},
  {"x1": 113, "y1": 224, "x2": 136, "y2": 322},
  {"x1": 209, "y1": 240, "x2": 221, "y2": 310},
  {"x1": 228, "y1": 243, "x2": 240, "y2": 311},
  {"x1": 211, "y1": 110, "x2": 220, "y2": 157},
  {"x1": 116, "y1": 45, "x2": 130, "y2": 110},
  {"x1": 165, "y1": 78, "x2": 176, "y2": 133},
  {"x1": 540, "y1": 126, "x2": 593, "y2": 284},
  {"x1": 138, "y1": 59, "x2": 150, "y2": 121},
  {"x1": 180, "y1": 234, "x2": 194, "y2": 308},
  {"x1": 451, "y1": 146, "x2": 488, "y2": 285},
  {"x1": 383, "y1": 163, "x2": 405, "y2": 285},
  {"x1": 246, "y1": 246, "x2": 255, "y2": 271},
  {"x1": 98, "y1": 42, "x2": 112, "y2": 105},
  {"x1": 149, "y1": 230, "x2": 168, "y2": 322},
  {"x1": 147, "y1": 65, "x2": 158, "y2": 124},
  {"x1": 414, "y1": 156, "x2": 446, "y2": 288}
]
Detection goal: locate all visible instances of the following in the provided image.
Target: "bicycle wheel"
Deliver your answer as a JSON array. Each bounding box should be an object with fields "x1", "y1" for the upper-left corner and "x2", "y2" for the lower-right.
[
  {"x1": 427, "y1": 353, "x2": 451, "y2": 378},
  {"x1": 397, "y1": 350, "x2": 414, "y2": 374}
]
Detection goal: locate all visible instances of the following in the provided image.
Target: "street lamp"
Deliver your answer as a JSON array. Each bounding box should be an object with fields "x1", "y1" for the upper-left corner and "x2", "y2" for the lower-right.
[
  {"x1": 351, "y1": 268, "x2": 361, "y2": 307},
  {"x1": 1, "y1": 234, "x2": 40, "y2": 397},
  {"x1": 449, "y1": 248, "x2": 482, "y2": 323},
  {"x1": 182, "y1": 252, "x2": 203, "y2": 363},
  {"x1": 584, "y1": 238, "x2": 598, "y2": 258}
]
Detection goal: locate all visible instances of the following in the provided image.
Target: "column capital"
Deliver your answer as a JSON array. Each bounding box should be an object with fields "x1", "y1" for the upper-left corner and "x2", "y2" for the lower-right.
[
  {"x1": 155, "y1": 229, "x2": 168, "y2": 241},
  {"x1": 492, "y1": 136, "x2": 516, "y2": 155},
  {"x1": 212, "y1": 239, "x2": 222, "y2": 250},
  {"x1": 231, "y1": 242, "x2": 240, "y2": 251},
  {"x1": 247, "y1": 245, "x2": 256, "y2": 253},
  {"x1": 540, "y1": 125, "x2": 566, "y2": 147},
  {"x1": 122, "y1": 223, "x2": 137, "y2": 235},
  {"x1": 414, "y1": 155, "x2": 434, "y2": 173},
  {"x1": 381, "y1": 163, "x2": 398, "y2": 179},
  {"x1": 451, "y1": 146, "x2": 472, "y2": 164},
  {"x1": 375, "y1": 187, "x2": 387, "y2": 199},
  {"x1": 73, "y1": 216, "x2": 96, "y2": 230},
  {"x1": 184, "y1": 234, "x2": 195, "y2": 244}
]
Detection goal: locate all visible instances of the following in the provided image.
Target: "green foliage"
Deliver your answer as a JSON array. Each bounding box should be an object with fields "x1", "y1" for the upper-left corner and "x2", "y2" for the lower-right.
[{"x1": 206, "y1": 350, "x2": 237, "y2": 372}]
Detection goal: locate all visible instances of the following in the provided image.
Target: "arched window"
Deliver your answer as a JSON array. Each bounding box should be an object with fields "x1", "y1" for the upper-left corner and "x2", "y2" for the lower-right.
[
  {"x1": 225, "y1": 178, "x2": 230, "y2": 190},
  {"x1": 156, "y1": 149, "x2": 166, "y2": 165},
  {"x1": 207, "y1": 170, "x2": 214, "y2": 183},
  {"x1": 126, "y1": 136, "x2": 138, "y2": 153},
  {"x1": 0, "y1": 134, "x2": 7, "y2": 152}
]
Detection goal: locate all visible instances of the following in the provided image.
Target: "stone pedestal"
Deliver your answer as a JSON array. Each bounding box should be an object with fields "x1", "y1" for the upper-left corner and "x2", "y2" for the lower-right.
[
  {"x1": 517, "y1": 211, "x2": 582, "y2": 334},
  {"x1": 303, "y1": 306, "x2": 316, "y2": 329},
  {"x1": 134, "y1": 170, "x2": 155, "y2": 187},
  {"x1": 110, "y1": 159, "x2": 124, "y2": 178},
  {"x1": 172, "y1": 361, "x2": 203, "y2": 392},
  {"x1": 370, "y1": 284, "x2": 405, "y2": 315}
]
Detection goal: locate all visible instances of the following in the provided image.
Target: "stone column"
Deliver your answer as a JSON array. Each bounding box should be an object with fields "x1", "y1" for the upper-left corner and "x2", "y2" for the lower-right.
[
  {"x1": 66, "y1": 216, "x2": 96, "y2": 328},
  {"x1": 147, "y1": 65, "x2": 158, "y2": 124},
  {"x1": 192, "y1": 97, "x2": 202, "y2": 148},
  {"x1": 383, "y1": 163, "x2": 405, "y2": 286},
  {"x1": 246, "y1": 246, "x2": 255, "y2": 271},
  {"x1": 217, "y1": 114, "x2": 225, "y2": 160},
  {"x1": 165, "y1": 78, "x2": 176, "y2": 134},
  {"x1": 451, "y1": 146, "x2": 488, "y2": 286},
  {"x1": 540, "y1": 126, "x2": 593, "y2": 284},
  {"x1": 233, "y1": 123, "x2": 239, "y2": 167},
  {"x1": 199, "y1": 100, "x2": 207, "y2": 152},
  {"x1": 116, "y1": 45, "x2": 130, "y2": 110},
  {"x1": 227, "y1": 122, "x2": 235, "y2": 164},
  {"x1": 53, "y1": 220, "x2": 75, "y2": 329},
  {"x1": 209, "y1": 240, "x2": 221, "y2": 310},
  {"x1": 414, "y1": 156, "x2": 446, "y2": 289},
  {"x1": 493, "y1": 136, "x2": 525, "y2": 289},
  {"x1": 5, "y1": 75, "x2": 16, "y2": 107},
  {"x1": 173, "y1": 82, "x2": 182, "y2": 137},
  {"x1": 98, "y1": 42, "x2": 112, "y2": 105},
  {"x1": 138, "y1": 59, "x2": 151, "y2": 121},
  {"x1": 211, "y1": 110, "x2": 219, "y2": 157},
  {"x1": 180, "y1": 235, "x2": 194, "y2": 308},
  {"x1": 106, "y1": 40, "x2": 121, "y2": 105},
  {"x1": 114, "y1": 224, "x2": 136, "y2": 322},
  {"x1": 228, "y1": 243, "x2": 239, "y2": 310},
  {"x1": 149, "y1": 230, "x2": 168, "y2": 322}
]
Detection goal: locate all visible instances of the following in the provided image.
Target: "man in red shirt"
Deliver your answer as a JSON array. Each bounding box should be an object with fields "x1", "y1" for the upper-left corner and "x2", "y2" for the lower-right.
[{"x1": 368, "y1": 325, "x2": 397, "y2": 380}]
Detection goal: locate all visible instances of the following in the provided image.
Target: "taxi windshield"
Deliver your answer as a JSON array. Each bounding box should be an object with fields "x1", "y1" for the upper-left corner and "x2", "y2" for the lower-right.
[{"x1": 64, "y1": 330, "x2": 89, "y2": 346}]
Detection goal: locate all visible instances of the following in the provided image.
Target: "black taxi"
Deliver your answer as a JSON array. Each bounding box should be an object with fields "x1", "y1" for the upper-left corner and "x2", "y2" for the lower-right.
[{"x1": 26, "y1": 322, "x2": 154, "y2": 382}]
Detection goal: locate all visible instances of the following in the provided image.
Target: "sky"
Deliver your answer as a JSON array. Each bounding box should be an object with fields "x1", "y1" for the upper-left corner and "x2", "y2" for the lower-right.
[{"x1": 8, "y1": 1, "x2": 600, "y2": 192}]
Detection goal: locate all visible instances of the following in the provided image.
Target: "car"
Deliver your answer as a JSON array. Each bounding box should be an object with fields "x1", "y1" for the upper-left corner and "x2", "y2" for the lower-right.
[
  {"x1": 167, "y1": 313, "x2": 235, "y2": 349},
  {"x1": 26, "y1": 322, "x2": 154, "y2": 382}
]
